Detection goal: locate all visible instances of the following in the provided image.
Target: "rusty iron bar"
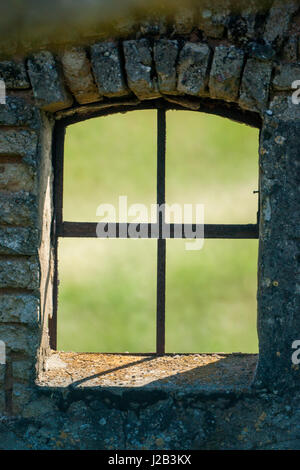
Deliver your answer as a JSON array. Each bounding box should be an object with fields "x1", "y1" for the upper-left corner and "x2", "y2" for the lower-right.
[
  {"x1": 156, "y1": 108, "x2": 166, "y2": 355},
  {"x1": 58, "y1": 221, "x2": 259, "y2": 239}
]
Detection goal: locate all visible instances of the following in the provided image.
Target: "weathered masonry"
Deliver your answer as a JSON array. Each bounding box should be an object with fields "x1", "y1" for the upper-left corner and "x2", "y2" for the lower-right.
[{"x1": 0, "y1": 1, "x2": 299, "y2": 450}]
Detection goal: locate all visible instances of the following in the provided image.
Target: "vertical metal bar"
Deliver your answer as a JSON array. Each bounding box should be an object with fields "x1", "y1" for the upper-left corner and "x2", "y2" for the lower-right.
[
  {"x1": 156, "y1": 109, "x2": 166, "y2": 354},
  {"x1": 49, "y1": 122, "x2": 65, "y2": 350}
]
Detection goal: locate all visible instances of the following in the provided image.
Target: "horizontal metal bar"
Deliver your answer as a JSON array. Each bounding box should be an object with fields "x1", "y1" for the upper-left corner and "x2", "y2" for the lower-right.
[{"x1": 58, "y1": 222, "x2": 259, "y2": 239}]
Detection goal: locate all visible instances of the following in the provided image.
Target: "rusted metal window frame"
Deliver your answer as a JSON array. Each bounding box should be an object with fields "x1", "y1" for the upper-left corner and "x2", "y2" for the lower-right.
[{"x1": 50, "y1": 99, "x2": 261, "y2": 353}]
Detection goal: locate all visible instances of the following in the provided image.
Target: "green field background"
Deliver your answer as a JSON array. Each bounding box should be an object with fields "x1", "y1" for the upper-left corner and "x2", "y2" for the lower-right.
[{"x1": 57, "y1": 110, "x2": 259, "y2": 353}]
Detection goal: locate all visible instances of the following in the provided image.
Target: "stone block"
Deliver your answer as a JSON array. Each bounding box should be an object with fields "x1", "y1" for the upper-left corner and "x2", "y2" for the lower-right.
[
  {"x1": 0, "y1": 325, "x2": 38, "y2": 358},
  {"x1": 91, "y1": 42, "x2": 128, "y2": 98},
  {"x1": 0, "y1": 61, "x2": 30, "y2": 89},
  {"x1": 255, "y1": 117, "x2": 300, "y2": 391},
  {"x1": 268, "y1": 95, "x2": 300, "y2": 122},
  {"x1": 0, "y1": 159, "x2": 34, "y2": 192},
  {"x1": 0, "y1": 257, "x2": 39, "y2": 290},
  {"x1": 0, "y1": 129, "x2": 38, "y2": 168},
  {"x1": 273, "y1": 64, "x2": 300, "y2": 91},
  {"x1": 154, "y1": 39, "x2": 179, "y2": 95},
  {"x1": 61, "y1": 47, "x2": 101, "y2": 104},
  {"x1": 0, "y1": 294, "x2": 39, "y2": 325},
  {"x1": 177, "y1": 42, "x2": 211, "y2": 97},
  {"x1": 0, "y1": 227, "x2": 39, "y2": 255},
  {"x1": 13, "y1": 359, "x2": 35, "y2": 383},
  {"x1": 0, "y1": 193, "x2": 37, "y2": 226},
  {"x1": 209, "y1": 45, "x2": 244, "y2": 101},
  {"x1": 27, "y1": 51, "x2": 73, "y2": 112},
  {"x1": 123, "y1": 39, "x2": 160, "y2": 100},
  {"x1": 239, "y1": 58, "x2": 272, "y2": 113},
  {"x1": 0, "y1": 96, "x2": 41, "y2": 129}
]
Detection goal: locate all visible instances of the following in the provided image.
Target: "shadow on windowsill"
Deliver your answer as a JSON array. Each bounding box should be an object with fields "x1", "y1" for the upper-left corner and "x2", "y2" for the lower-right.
[{"x1": 37, "y1": 351, "x2": 258, "y2": 394}]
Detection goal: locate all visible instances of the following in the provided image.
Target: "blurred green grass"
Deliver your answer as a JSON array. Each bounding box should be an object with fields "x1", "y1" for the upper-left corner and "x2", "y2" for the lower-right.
[{"x1": 58, "y1": 110, "x2": 259, "y2": 353}]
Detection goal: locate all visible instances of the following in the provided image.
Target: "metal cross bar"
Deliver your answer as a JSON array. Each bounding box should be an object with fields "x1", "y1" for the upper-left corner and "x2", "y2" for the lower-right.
[{"x1": 58, "y1": 222, "x2": 258, "y2": 239}]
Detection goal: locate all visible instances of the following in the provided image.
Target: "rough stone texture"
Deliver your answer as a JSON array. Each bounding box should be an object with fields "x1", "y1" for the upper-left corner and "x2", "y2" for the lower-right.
[
  {"x1": 21, "y1": 396, "x2": 57, "y2": 420},
  {"x1": 227, "y1": 12, "x2": 253, "y2": 47},
  {"x1": 248, "y1": 42, "x2": 276, "y2": 62},
  {"x1": 0, "y1": 325, "x2": 38, "y2": 356},
  {"x1": 255, "y1": 101, "x2": 300, "y2": 393},
  {"x1": 209, "y1": 45, "x2": 244, "y2": 102},
  {"x1": 177, "y1": 42, "x2": 212, "y2": 97},
  {"x1": 0, "y1": 130, "x2": 38, "y2": 168},
  {"x1": 0, "y1": 96, "x2": 41, "y2": 129},
  {"x1": 27, "y1": 51, "x2": 73, "y2": 111},
  {"x1": 153, "y1": 39, "x2": 179, "y2": 95},
  {"x1": 0, "y1": 160, "x2": 34, "y2": 193},
  {"x1": 267, "y1": 94, "x2": 300, "y2": 122},
  {"x1": 0, "y1": 88, "x2": 43, "y2": 421},
  {"x1": 0, "y1": 257, "x2": 39, "y2": 290},
  {"x1": 13, "y1": 359, "x2": 35, "y2": 383},
  {"x1": 264, "y1": 0, "x2": 298, "y2": 47},
  {"x1": 123, "y1": 39, "x2": 160, "y2": 100},
  {"x1": 0, "y1": 61, "x2": 30, "y2": 89},
  {"x1": 0, "y1": 294, "x2": 39, "y2": 325},
  {"x1": 1, "y1": 361, "x2": 300, "y2": 448},
  {"x1": 239, "y1": 58, "x2": 273, "y2": 113},
  {"x1": 12, "y1": 384, "x2": 33, "y2": 416},
  {"x1": 39, "y1": 352, "x2": 257, "y2": 390},
  {"x1": 0, "y1": 227, "x2": 39, "y2": 255},
  {"x1": 0, "y1": 193, "x2": 37, "y2": 226},
  {"x1": 61, "y1": 47, "x2": 101, "y2": 104},
  {"x1": 91, "y1": 42, "x2": 128, "y2": 98},
  {"x1": 282, "y1": 36, "x2": 298, "y2": 63},
  {"x1": 273, "y1": 64, "x2": 300, "y2": 91}
]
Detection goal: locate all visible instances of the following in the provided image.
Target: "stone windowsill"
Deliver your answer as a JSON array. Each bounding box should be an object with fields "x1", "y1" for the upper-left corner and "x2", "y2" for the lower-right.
[{"x1": 37, "y1": 352, "x2": 258, "y2": 394}]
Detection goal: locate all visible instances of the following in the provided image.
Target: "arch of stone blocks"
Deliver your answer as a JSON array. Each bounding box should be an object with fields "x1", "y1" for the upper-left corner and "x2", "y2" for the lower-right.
[{"x1": 0, "y1": 15, "x2": 299, "y2": 448}]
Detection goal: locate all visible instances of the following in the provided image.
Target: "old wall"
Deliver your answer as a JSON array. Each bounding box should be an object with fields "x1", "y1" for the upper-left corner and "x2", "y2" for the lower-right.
[{"x1": 0, "y1": 0, "x2": 299, "y2": 449}]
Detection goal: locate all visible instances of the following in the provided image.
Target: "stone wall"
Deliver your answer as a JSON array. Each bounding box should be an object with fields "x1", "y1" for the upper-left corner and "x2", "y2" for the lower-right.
[{"x1": 0, "y1": 0, "x2": 299, "y2": 449}]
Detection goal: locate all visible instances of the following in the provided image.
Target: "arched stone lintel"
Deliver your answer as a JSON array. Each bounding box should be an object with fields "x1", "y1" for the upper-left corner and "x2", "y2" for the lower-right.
[{"x1": 16, "y1": 38, "x2": 276, "y2": 118}]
